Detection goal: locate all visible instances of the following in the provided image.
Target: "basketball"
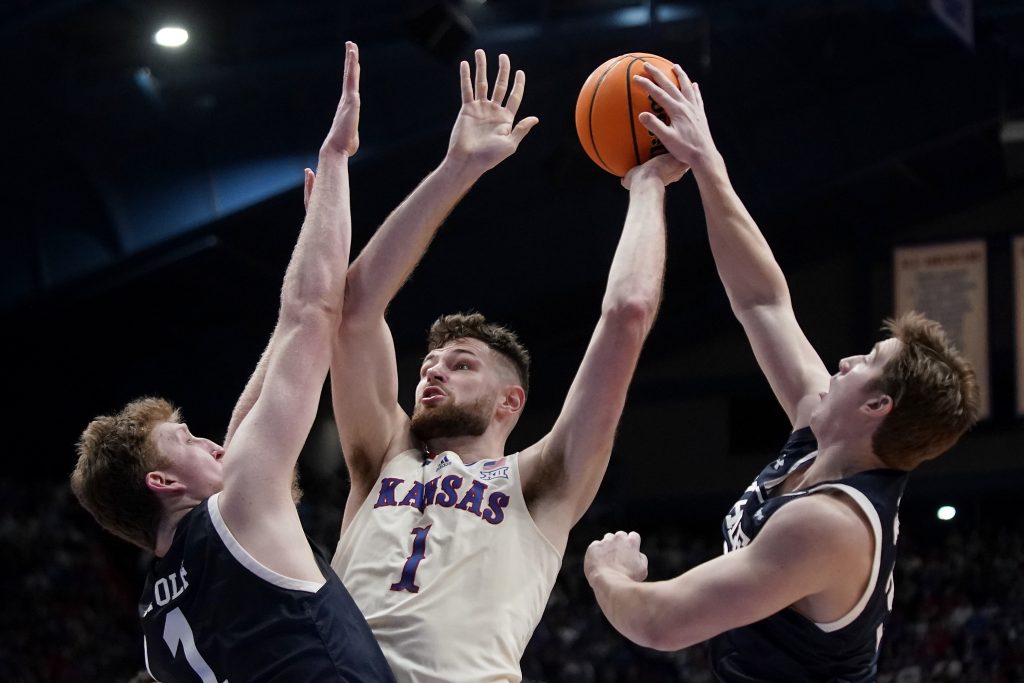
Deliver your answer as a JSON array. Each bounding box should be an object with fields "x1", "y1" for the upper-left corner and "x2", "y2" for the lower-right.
[{"x1": 575, "y1": 53, "x2": 680, "y2": 177}]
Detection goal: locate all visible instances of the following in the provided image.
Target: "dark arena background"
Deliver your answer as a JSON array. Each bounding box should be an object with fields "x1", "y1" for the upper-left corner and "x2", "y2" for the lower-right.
[{"x1": 3, "y1": 1, "x2": 1024, "y2": 681}]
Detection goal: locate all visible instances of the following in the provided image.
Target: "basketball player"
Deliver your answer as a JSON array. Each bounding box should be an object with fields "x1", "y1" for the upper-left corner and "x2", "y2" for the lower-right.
[
  {"x1": 71, "y1": 43, "x2": 394, "y2": 683},
  {"x1": 582, "y1": 63, "x2": 981, "y2": 680},
  {"x1": 321, "y1": 49, "x2": 687, "y2": 682}
]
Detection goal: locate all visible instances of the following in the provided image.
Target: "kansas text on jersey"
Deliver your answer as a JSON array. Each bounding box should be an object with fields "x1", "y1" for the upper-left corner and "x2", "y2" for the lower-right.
[{"x1": 333, "y1": 450, "x2": 563, "y2": 683}]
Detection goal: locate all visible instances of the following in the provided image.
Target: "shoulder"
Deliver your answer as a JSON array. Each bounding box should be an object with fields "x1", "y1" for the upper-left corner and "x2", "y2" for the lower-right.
[{"x1": 757, "y1": 493, "x2": 873, "y2": 559}]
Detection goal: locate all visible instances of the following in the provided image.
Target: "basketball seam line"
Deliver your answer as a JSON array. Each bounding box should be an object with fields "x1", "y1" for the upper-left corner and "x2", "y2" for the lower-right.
[
  {"x1": 588, "y1": 57, "x2": 623, "y2": 174},
  {"x1": 625, "y1": 56, "x2": 647, "y2": 169}
]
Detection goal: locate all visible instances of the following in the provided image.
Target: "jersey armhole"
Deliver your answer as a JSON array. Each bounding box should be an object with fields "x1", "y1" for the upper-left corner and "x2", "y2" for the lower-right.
[
  {"x1": 809, "y1": 484, "x2": 883, "y2": 632},
  {"x1": 208, "y1": 493, "x2": 326, "y2": 593}
]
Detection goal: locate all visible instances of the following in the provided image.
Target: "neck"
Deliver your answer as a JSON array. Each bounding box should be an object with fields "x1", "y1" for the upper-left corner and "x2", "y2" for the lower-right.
[
  {"x1": 804, "y1": 434, "x2": 888, "y2": 484},
  {"x1": 153, "y1": 501, "x2": 200, "y2": 558},
  {"x1": 423, "y1": 432, "x2": 507, "y2": 464}
]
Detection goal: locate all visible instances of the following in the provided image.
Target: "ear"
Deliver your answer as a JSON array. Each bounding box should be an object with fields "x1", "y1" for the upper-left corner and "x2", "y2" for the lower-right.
[
  {"x1": 146, "y1": 470, "x2": 186, "y2": 497},
  {"x1": 498, "y1": 385, "x2": 526, "y2": 417},
  {"x1": 861, "y1": 393, "x2": 894, "y2": 419}
]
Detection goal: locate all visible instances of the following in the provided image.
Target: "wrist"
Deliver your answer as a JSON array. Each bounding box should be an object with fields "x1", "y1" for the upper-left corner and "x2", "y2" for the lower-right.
[
  {"x1": 586, "y1": 565, "x2": 627, "y2": 591},
  {"x1": 437, "y1": 153, "x2": 487, "y2": 188},
  {"x1": 317, "y1": 146, "x2": 353, "y2": 165},
  {"x1": 627, "y1": 172, "x2": 669, "y2": 196},
  {"x1": 690, "y1": 147, "x2": 725, "y2": 178}
]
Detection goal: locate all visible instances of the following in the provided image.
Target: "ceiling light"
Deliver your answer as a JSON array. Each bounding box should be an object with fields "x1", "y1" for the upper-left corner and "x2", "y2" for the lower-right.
[{"x1": 154, "y1": 27, "x2": 189, "y2": 48}]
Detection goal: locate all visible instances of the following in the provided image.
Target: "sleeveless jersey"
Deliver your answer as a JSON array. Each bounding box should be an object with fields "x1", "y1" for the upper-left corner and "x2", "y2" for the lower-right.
[
  {"x1": 332, "y1": 449, "x2": 563, "y2": 683},
  {"x1": 709, "y1": 427, "x2": 908, "y2": 682},
  {"x1": 140, "y1": 493, "x2": 395, "y2": 683}
]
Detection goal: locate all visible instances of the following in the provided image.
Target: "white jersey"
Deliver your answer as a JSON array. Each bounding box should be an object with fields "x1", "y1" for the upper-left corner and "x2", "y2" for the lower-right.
[{"x1": 332, "y1": 449, "x2": 562, "y2": 683}]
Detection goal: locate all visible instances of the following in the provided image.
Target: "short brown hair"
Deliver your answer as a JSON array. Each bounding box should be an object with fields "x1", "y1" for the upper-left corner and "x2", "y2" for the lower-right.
[
  {"x1": 71, "y1": 397, "x2": 179, "y2": 550},
  {"x1": 871, "y1": 312, "x2": 980, "y2": 470},
  {"x1": 427, "y1": 312, "x2": 531, "y2": 394}
]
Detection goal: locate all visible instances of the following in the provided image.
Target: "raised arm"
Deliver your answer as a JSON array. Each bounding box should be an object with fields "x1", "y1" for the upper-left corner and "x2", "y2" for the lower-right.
[
  {"x1": 635, "y1": 64, "x2": 830, "y2": 427},
  {"x1": 330, "y1": 50, "x2": 539, "y2": 508},
  {"x1": 584, "y1": 494, "x2": 874, "y2": 651},
  {"x1": 521, "y1": 154, "x2": 686, "y2": 547},
  {"x1": 216, "y1": 43, "x2": 360, "y2": 578}
]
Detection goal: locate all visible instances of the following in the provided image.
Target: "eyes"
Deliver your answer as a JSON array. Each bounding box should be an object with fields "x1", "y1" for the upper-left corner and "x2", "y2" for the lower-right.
[{"x1": 419, "y1": 358, "x2": 474, "y2": 376}]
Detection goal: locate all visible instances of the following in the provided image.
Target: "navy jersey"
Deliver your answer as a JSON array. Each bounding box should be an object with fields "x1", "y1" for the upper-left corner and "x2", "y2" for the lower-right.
[
  {"x1": 140, "y1": 493, "x2": 395, "y2": 683},
  {"x1": 709, "y1": 427, "x2": 908, "y2": 683}
]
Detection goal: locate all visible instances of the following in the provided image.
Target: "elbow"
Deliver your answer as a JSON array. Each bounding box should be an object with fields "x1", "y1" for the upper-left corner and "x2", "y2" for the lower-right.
[
  {"x1": 624, "y1": 594, "x2": 699, "y2": 652},
  {"x1": 279, "y1": 292, "x2": 342, "y2": 330},
  {"x1": 642, "y1": 625, "x2": 691, "y2": 652},
  {"x1": 602, "y1": 296, "x2": 658, "y2": 337}
]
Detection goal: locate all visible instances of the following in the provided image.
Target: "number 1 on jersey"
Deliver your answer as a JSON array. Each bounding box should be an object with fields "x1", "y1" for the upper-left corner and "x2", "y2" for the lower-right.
[
  {"x1": 391, "y1": 525, "x2": 432, "y2": 593},
  {"x1": 161, "y1": 607, "x2": 227, "y2": 683}
]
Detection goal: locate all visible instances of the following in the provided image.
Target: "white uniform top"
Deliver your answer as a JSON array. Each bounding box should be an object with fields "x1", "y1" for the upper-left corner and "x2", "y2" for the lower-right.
[{"x1": 332, "y1": 448, "x2": 563, "y2": 683}]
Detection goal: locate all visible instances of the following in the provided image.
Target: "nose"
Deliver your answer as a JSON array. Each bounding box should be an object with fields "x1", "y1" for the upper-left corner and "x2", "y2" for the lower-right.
[
  {"x1": 837, "y1": 355, "x2": 863, "y2": 375},
  {"x1": 426, "y1": 364, "x2": 447, "y2": 384}
]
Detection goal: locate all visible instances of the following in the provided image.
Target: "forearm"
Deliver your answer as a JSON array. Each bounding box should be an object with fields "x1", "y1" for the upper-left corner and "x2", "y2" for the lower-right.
[
  {"x1": 589, "y1": 571, "x2": 669, "y2": 650},
  {"x1": 691, "y1": 152, "x2": 790, "y2": 311},
  {"x1": 344, "y1": 155, "x2": 484, "y2": 321},
  {"x1": 280, "y1": 150, "x2": 352, "y2": 317},
  {"x1": 601, "y1": 175, "x2": 666, "y2": 327}
]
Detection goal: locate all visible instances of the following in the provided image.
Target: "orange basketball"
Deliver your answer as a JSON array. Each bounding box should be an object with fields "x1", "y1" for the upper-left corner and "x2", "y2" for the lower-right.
[{"x1": 575, "y1": 53, "x2": 679, "y2": 176}]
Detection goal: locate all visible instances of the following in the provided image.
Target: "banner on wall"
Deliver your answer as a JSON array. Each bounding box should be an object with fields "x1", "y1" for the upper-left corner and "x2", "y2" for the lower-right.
[
  {"x1": 1015, "y1": 236, "x2": 1024, "y2": 416},
  {"x1": 893, "y1": 240, "x2": 990, "y2": 418}
]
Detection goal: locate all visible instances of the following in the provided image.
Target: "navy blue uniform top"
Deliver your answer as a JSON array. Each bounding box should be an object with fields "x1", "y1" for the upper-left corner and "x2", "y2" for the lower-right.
[
  {"x1": 709, "y1": 427, "x2": 908, "y2": 683},
  {"x1": 140, "y1": 493, "x2": 395, "y2": 683}
]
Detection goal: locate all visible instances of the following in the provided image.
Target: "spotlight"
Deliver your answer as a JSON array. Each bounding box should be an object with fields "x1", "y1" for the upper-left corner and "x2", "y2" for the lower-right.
[{"x1": 936, "y1": 505, "x2": 956, "y2": 521}]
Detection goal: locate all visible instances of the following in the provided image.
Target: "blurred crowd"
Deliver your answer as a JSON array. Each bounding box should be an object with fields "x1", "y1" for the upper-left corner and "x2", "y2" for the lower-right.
[{"x1": 2, "y1": 477, "x2": 1022, "y2": 682}]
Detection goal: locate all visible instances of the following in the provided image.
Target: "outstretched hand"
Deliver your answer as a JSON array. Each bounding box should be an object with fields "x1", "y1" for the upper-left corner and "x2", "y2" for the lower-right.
[
  {"x1": 446, "y1": 50, "x2": 540, "y2": 173},
  {"x1": 632, "y1": 63, "x2": 716, "y2": 170},
  {"x1": 584, "y1": 531, "x2": 649, "y2": 585},
  {"x1": 320, "y1": 41, "x2": 361, "y2": 158}
]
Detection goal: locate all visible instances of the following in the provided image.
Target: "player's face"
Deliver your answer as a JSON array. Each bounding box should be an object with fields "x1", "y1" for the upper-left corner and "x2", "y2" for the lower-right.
[
  {"x1": 411, "y1": 339, "x2": 503, "y2": 441},
  {"x1": 151, "y1": 421, "x2": 225, "y2": 498},
  {"x1": 812, "y1": 338, "x2": 902, "y2": 426}
]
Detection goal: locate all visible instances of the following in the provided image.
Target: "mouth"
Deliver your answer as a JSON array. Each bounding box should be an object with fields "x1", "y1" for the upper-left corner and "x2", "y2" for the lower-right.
[{"x1": 421, "y1": 386, "x2": 447, "y2": 403}]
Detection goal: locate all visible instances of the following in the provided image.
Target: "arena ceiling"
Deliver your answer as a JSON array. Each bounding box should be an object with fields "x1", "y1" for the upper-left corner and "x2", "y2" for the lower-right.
[{"x1": 4, "y1": 0, "x2": 1023, "y2": 478}]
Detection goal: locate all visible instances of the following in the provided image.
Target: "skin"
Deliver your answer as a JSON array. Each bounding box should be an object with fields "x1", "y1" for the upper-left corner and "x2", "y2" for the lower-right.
[
  {"x1": 584, "y1": 61, "x2": 903, "y2": 652},
  {"x1": 144, "y1": 42, "x2": 362, "y2": 585},
  {"x1": 322, "y1": 49, "x2": 687, "y2": 558}
]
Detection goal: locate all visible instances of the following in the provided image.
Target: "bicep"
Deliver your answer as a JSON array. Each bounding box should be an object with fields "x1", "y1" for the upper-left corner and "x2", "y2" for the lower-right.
[
  {"x1": 736, "y1": 304, "x2": 830, "y2": 427},
  {"x1": 330, "y1": 316, "x2": 409, "y2": 485},
  {"x1": 643, "y1": 524, "x2": 832, "y2": 650},
  {"x1": 529, "y1": 311, "x2": 647, "y2": 521},
  {"x1": 643, "y1": 498, "x2": 861, "y2": 650},
  {"x1": 222, "y1": 314, "x2": 333, "y2": 507}
]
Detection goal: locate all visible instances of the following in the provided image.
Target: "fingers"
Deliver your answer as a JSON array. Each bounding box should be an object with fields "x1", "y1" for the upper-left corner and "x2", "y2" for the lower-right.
[
  {"x1": 474, "y1": 48, "x2": 488, "y2": 100},
  {"x1": 510, "y1": 116, "x2": 539, "y2": 145},
  {"x1": 633, "y1": 75, "x2": 675, "y2": 116},
  {"x1": 491, "y1": 53, "x2": 511, "y2": 104},
  {"x1": 692, "y1": 80, "x2": 704, "y2": 111},
  {"x1": 459, "y1": 59, "x2": 473, "y2": 103},
  {"x1": 671, "y1": 63, "x2": 693, "y2": 92},
  {"x1": 303, "y1": 168, "x2": 315, "y2": 211},
  {"x1": 505, "y1": 69, "x2": 526, "y2": 116},
  {"x1": 344, "y1": 41, "x2": 360, "y2": 94},
  {"x1": 637, "y1": 110, "x2": 671, "y2": 141},
  {"x1": 642, "y1": 63, "x2": 685, "y2": 102}
]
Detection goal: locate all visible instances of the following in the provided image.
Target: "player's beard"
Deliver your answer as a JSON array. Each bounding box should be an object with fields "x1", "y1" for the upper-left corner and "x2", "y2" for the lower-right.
[{"x1": 411, "y1": 395, "x2": 493, "y2": 441}]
